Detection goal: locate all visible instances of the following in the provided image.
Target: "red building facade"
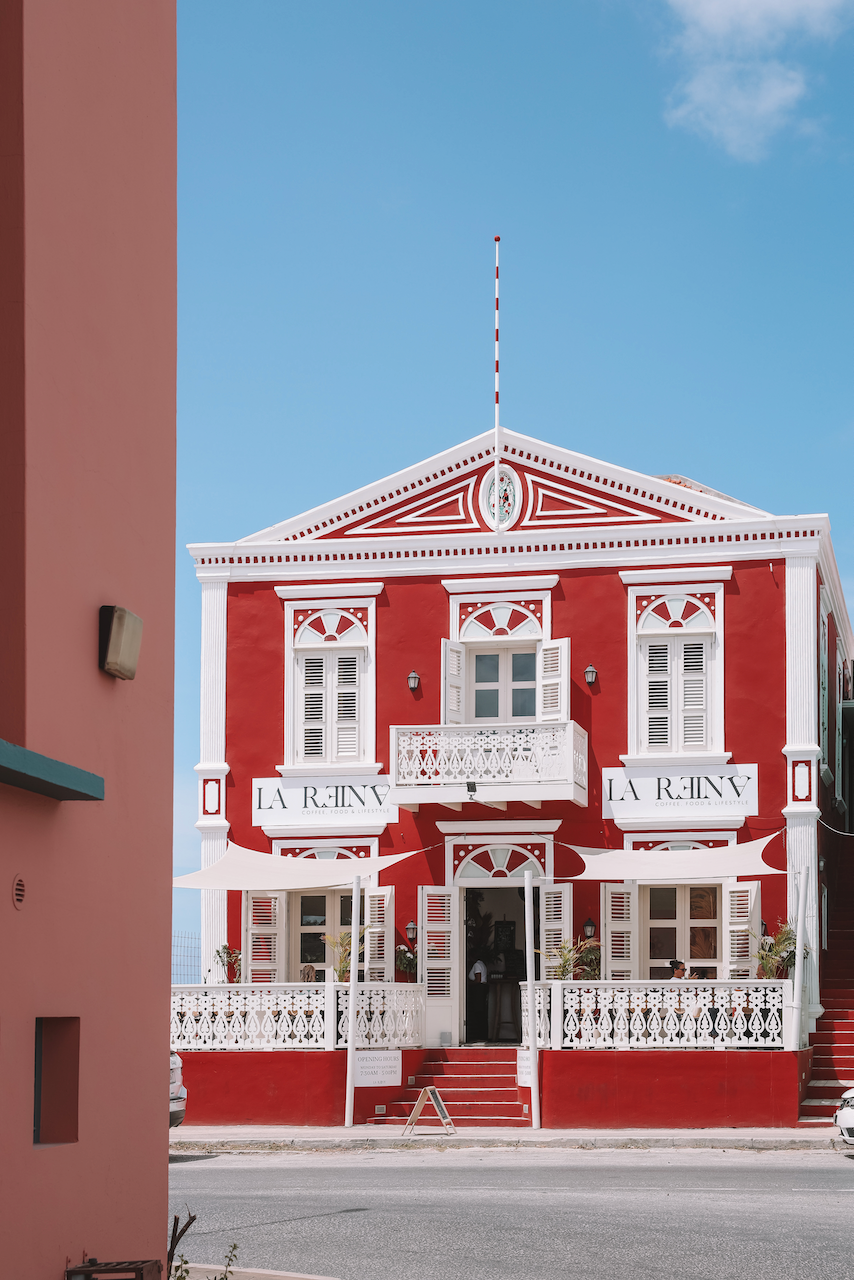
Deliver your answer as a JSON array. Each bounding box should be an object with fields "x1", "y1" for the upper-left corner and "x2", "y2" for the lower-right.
[{"x1": 186, "y1": 431, "x2": 852, "y2": 1124}]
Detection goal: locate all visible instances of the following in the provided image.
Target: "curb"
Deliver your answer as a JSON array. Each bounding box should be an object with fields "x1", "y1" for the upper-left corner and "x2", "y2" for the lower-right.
[{"x1": 170, "y1": 1134, "x2": 847, "y2": 1153}]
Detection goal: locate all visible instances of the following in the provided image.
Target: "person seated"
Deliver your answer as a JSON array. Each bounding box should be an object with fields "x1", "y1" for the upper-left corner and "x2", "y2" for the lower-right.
[{"x1": 669, "y1": 959, "x2": 687, "y2": 980}]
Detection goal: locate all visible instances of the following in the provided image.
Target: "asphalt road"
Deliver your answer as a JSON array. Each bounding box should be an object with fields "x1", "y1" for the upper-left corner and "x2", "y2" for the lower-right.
[{"x1": 169, "y1": 1147, "x2": 854, "y2": 1280}]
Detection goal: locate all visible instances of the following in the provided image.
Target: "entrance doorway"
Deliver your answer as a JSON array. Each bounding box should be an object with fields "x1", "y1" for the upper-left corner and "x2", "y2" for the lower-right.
[{"x1": 463, "y1": 886, "x2": 540, "y2": 1045}]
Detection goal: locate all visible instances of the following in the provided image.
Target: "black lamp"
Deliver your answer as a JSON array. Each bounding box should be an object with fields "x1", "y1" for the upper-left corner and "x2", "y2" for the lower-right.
[
  {"x1": 405, "y1": 919, "x2": 417, "y2": 944},
  {"x1": 407, "y1": 670, "x2": 420, "y2": 691},
  {"x1": 583, "y1": 917, "x2": 596, "y2": 939},
  {"x1": 583, "y1": 664, "x2": 597, "y2": 686}
]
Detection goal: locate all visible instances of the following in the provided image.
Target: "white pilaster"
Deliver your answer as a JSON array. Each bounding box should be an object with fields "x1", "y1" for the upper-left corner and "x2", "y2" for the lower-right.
[
  {"x1": 196, "y1": 575, "x2": 230, "y2": 982},
  {"x1": 782, "y1": 555, "x2": 821, "y2": 1019}
]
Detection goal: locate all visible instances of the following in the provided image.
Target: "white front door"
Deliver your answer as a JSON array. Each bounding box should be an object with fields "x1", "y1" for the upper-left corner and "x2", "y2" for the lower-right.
[{"x1": 641, "y1": 884, "x2": 722, "y2": 979}]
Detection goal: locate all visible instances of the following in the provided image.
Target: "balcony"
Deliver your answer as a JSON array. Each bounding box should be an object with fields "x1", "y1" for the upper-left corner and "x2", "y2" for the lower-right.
[{"x1": 389, "y1": 721, "x2": 588, "y2": 809}]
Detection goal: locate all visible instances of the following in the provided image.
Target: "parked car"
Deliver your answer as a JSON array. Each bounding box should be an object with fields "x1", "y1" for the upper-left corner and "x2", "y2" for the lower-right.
[
  {"x1": 834, "y1": 1087, "x2": 854, "y2": 1145},
  {"x1": 170, "y1": 1051, "x2": 187, "y2": 1127}
]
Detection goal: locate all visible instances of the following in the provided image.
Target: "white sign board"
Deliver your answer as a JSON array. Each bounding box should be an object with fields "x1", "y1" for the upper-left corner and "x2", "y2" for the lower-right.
[
  {"x1": 252, "y1": 776, "x2": 398, "y2": 829},
  {"x1": 354, "y1": 1050, "x2": 402, "y2": 1088},
  {"x1": 516, "y1": 1049, "x2": 534, "y2": 1087},
  {"x1": 602, "y1": 763, "x2": 758, "y2": 822}
]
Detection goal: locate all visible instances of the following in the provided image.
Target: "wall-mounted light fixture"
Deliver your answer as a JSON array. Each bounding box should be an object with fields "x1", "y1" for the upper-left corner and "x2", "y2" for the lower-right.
[
  {"x1": 583, "y1": 664, "x2": 597, "y2": 686},
  {"x1": 405, "y1": 920, "x2": 417, "y2": 945},
  {"x1": 99, "y1": 605, "x2": 143, "y2": 680},
  {"x1": 407, "y1": 670, "x2": 420, "y2": 691},
  {"x1": 583, "y1": 917, "x2": 596, "y2": 939}
]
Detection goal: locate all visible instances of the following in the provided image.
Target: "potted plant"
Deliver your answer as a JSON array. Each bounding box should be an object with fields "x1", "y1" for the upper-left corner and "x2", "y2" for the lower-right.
[
  {"x1": 755, "y1": 921, "x2": 808, "y2": 979},
  {"x1": 543, "y1": 935, "x2": 601, "y2": 980},
  {"x1": 323, "y1": 927, "x2": 367, "y2": 981}
]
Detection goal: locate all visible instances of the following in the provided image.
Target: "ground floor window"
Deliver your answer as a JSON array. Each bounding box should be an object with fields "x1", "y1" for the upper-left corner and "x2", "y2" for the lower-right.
[{"x1": 243, "y1": 885, "x2": 394, "y2": 983}]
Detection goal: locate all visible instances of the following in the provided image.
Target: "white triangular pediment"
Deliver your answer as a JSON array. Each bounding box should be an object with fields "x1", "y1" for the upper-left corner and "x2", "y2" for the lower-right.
[{"x1": 237, "y1": 429, "x2": 769, "y2": 545}]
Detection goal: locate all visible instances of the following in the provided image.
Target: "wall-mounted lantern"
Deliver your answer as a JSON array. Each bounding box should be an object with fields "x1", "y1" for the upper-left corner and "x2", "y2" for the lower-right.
[
  {"x1": 583, "y1": 664, "x2": 597, "y2": 686},
  {"x1": 583, "y1": 917, "x2": 596, "y2": 939},
  {"x1": 407, "y1": 670, "x2": 420, "y2": 691},
  {"x1": 405, "y1": 920, "x2": 417, "y2": 945}
]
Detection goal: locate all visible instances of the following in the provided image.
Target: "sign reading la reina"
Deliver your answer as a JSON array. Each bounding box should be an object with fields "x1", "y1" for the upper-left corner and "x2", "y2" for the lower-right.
[
  {"x1": 252, "y1": 775, "x2": 398, "y2": 828},
  {"x1": 602, "y1": 763, "x2": 759, "y2": 821}
]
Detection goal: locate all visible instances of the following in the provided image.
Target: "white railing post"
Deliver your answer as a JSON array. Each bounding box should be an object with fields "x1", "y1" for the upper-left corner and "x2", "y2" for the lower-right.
[
  {"x1": 792, "y1": 863, "x2": 809, "y2": 1051},
  {"x1": 550, "y1": 981, "x2": 564, "y2": 1049},
  {"x1": 323, "y1": 971, "x2": 337, "y2": 1051},
  {"x1": 523, "y1": 867, "x2": 541, "y2": 1129},
  {"x1": 344, "y1": 874, "x2": 361, "y2": 1127}
]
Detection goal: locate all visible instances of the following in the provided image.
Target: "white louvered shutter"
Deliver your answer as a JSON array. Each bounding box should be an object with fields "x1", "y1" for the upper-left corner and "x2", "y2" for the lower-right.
[
  {"x1": 245, "y1": 892, "x2": 287, "y2": 983},
  {"x1": 723, "y1": 880, "x2": 760, "y2": 980},
  {"x1": 299, "y1": 653, "x2": 326, "y2": 762},
  {"x1": 642, "y1": 640, "x2": 672, "y2": 750},
  {"x1": 420, "y1": 885, "x2": 459, "y2": 1046},
  {"x1": 364, "y1": 886, "x2": 394, "y2": 982},
  {"x1": 537, "y1": 638, "x2": 569, "y2": 722},
  {"x1": 441, "y1": 639, "x2": 465, "y2": 724},
  {"x1": 334, "y1": 652, "x2": 360, "y2": 760},
  {"x1": 679, "y1": 640, "x2": 709, "y2": 750},
  {"x1": 540, "y1": 884, "x2": 573, "y2": 979},
  {"x1": 604, "y1": 883, "x2": 639, "y2": 980}
]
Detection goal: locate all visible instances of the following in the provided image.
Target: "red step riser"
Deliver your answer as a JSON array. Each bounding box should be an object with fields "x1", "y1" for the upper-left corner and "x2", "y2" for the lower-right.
[
  {"x1": 414, "y1": 1062, "x2": 518, "y2": 1077},
  {"x1": 404, "y1": 1088, "x2": 520, "y2": 1103},
  {"x1": 368, "y1": 1117, "x2": 531, "y2": 1127}
]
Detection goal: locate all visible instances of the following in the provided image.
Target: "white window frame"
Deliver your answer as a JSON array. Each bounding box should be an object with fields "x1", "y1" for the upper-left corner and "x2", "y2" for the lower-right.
[
  {"x1": 449, "y1": 590, "x2": 552, "y2": 643},
  {"x1": 281, "y1": 597, "x2": 378, "y2": 773},
  {"x1": 623, "y1": 582, "x2": 728, "y2": 766},
  {"x1": 819, "y1": 596, "x2": 830, "y2": 782},
  {"x1": 836, "y1": 644, "x2": 845, "y2": 799}
]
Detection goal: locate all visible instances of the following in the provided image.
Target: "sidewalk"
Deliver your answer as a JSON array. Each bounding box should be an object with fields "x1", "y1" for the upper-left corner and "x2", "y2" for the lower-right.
[{"x1": 170, "y1": 1123, "x2": 847, "y2": 1152}]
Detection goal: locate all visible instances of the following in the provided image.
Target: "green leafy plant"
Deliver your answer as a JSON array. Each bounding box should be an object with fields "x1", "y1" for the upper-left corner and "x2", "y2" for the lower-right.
[
  {"x1": 214, "y1": 1243, "x2": 239, "y2": 1279},
  {"x1": 395, "y1": 943, "x2": 417, "y2": 976},
  {"x1": 755, "y1": 921, "x2": 808, "y2": 978},
  {"x1": 213, "y1": 945, "x2": 242, "y2": 984},
  {"x1": 322, "y1": 927, "x2": 366, "y2": 981},
  {"x1": 171, "y1": 1258, "x2": 189, "y2": 1280},
  {"x1": 543, "y1": 935, "x2": 601, "y2": 980}
]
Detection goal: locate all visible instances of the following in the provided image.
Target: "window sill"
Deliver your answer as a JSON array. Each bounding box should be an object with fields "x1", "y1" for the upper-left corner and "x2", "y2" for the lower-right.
[
  {"x1": 0, "y1": 738, "x2": 104, "y2": 801},
  {"x1": 618, "y1": 753, "x2": 732, "y2": 768},
  {"x1": 276, "y1": 763, "x2": 384, "y2": 777}
]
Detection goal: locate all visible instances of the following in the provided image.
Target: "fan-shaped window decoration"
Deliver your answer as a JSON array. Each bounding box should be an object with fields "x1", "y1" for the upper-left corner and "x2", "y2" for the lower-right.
[
  {"x1": 460, "y1": 602, "x2": 542, "y2": 641},
  {"x1": 638, "y1": 595, "x2": 714, "y2": 631},
  {"x1": 294, "y1": 847, "x2": 357, "y2": 860},
  {"x1": 455, "y1": 845, "x2": 545, "y2": 881},
  {"x1": 294, "y1": 609, "x2": 368, "y2": 646}
]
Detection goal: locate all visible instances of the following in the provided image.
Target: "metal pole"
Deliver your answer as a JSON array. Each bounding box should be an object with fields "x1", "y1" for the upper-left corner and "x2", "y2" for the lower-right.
[
  {"x1": 493, "y1": 236, "x2": 501, "y2": 532},
  {"x1": 792, "y1": 862, "x2": 809, "y2": 1051},
  {"x1": 344, "y1": 873, "x2": 361, "y2": 1127},
  {"x1": 523, "y1": 867, "x2": 541, "y2": 1129}
]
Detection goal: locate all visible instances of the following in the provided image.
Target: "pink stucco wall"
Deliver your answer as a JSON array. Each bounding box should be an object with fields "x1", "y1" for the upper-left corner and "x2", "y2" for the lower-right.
[{"x1": 0, "y1": 2, "x2": 175, "y2": 1273}]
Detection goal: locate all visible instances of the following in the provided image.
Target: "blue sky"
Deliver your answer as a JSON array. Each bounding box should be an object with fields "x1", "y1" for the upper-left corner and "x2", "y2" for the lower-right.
[{"x1": 173, "y1": 0, "x2": 854, "y2": 932}]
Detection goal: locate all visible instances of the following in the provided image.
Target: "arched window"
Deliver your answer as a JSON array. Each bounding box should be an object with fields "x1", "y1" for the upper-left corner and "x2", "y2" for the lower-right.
[
  {"x1": 294, "y1": 609, "x2": 368, "y2": 646},
  {"x1": 460, "y1": 602, "x2": 542, "y2": 641}
]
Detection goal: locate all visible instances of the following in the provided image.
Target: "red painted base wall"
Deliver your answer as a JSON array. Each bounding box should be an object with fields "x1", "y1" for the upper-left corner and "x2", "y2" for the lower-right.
[
  {"x1": 540, "y1": 1048, "x2": 813, "y2": 1128},
  {"x1": 180, "y1": 1050, "x2": 427, "y2": 1127}
]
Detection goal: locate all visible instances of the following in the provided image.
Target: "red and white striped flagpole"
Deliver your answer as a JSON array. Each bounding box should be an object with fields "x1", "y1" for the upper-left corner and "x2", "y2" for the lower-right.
[{"x1": 493, "y1": 235, "x2": 501, "y2": 531}]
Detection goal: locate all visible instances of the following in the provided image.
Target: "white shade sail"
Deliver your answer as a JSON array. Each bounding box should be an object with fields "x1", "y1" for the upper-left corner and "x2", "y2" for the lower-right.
[
  {"x1": 173, "y1": 841, "x2": 416, "y2": 891},
  {"x1": 563, "y1": 833, "x2": 785, "y2": 882}
]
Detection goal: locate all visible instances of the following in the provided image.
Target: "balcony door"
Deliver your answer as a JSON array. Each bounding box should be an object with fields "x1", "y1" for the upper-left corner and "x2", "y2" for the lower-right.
[{"x1": 466, "y1": 647, "x2": 537, "y2": 723}]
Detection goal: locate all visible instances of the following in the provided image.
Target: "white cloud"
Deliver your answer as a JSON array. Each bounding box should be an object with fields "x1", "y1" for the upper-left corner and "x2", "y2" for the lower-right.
[
  {"x1": 665, "y1": 59, "x2": 807, "y2": 160},
  {"x1": 661, "y1": 0, "x2": 852, "y2": 158}
]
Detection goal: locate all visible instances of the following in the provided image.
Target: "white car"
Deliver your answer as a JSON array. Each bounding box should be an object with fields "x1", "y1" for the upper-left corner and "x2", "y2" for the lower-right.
[
  {"x1": 834, "y1": 1087, "x2": 854, "y2": 1145},
  {"x1": 170, "y1": 1051, "x2": 187, "y2": 1127}
]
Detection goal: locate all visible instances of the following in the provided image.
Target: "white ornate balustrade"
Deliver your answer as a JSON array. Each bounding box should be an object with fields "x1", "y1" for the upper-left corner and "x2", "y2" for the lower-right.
[
  {"x1": 336, "y1": 983, "x2": 423, "y2": 1048},
  {"x1": 390, "y1": 721, "x2": 588, "y2": 807},
  {"x1": 171, "y1": 983, "x2": 425, "y2": 1051},
  {"x1": 522, "y1": 980, "x2": 796, "y2": 1051}
]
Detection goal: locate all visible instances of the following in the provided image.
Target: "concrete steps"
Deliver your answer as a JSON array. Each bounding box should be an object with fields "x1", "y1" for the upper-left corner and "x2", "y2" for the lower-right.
[
  {"x1": 367, "y1": 1047, "x2": 530, "y2": 1128},
  {"x1": 799, "y1": 913, "x2": 854, "y2": 1125}
]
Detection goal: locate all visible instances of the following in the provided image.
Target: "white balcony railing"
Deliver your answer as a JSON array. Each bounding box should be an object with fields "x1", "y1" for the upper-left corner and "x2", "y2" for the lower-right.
[
  {"x1": 170, "y1": 983, "x2": 424, "y2": 1052},
  {"x1": 390, "y1": 721, "x2": 588, "y2": 806},
  {"x1": 522, "y1": 980, "x2": 795, "y2": 1050}
]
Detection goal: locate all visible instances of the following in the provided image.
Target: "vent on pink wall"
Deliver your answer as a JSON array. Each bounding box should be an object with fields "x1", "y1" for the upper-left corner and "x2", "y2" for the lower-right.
[{"x1": 12, "y1": 875, "x2": 25, "y2": 909}]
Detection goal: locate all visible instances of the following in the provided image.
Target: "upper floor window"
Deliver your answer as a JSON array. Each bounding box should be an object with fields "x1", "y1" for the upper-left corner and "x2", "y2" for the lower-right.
[
  {"x1": 626, "y1": 587, "x2": 724, "y2": 760},
  {"x1": 442, "y1": 597, "x2": 568, "y2": 726},
  {"x1": 280, "y1": 598, "x2": 378, "y2": 769}
]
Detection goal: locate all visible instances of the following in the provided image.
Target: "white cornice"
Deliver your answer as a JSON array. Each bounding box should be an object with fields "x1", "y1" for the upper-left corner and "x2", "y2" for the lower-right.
[
  {"x1": 274, "y1": 582, "x2": 384, "y2": 599},
  {"x1": 441, "y1": 575, "x2": 559, "y2": 593},
  {"x1": 436, "y1": 820, "x2": 562, "y2": 833},
  {"x1": 619, "y1": 567, "x2": 733, "y2": 584},
  {"x1": 190, "y1": 514, "x2": 829, "y2": 585}
]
